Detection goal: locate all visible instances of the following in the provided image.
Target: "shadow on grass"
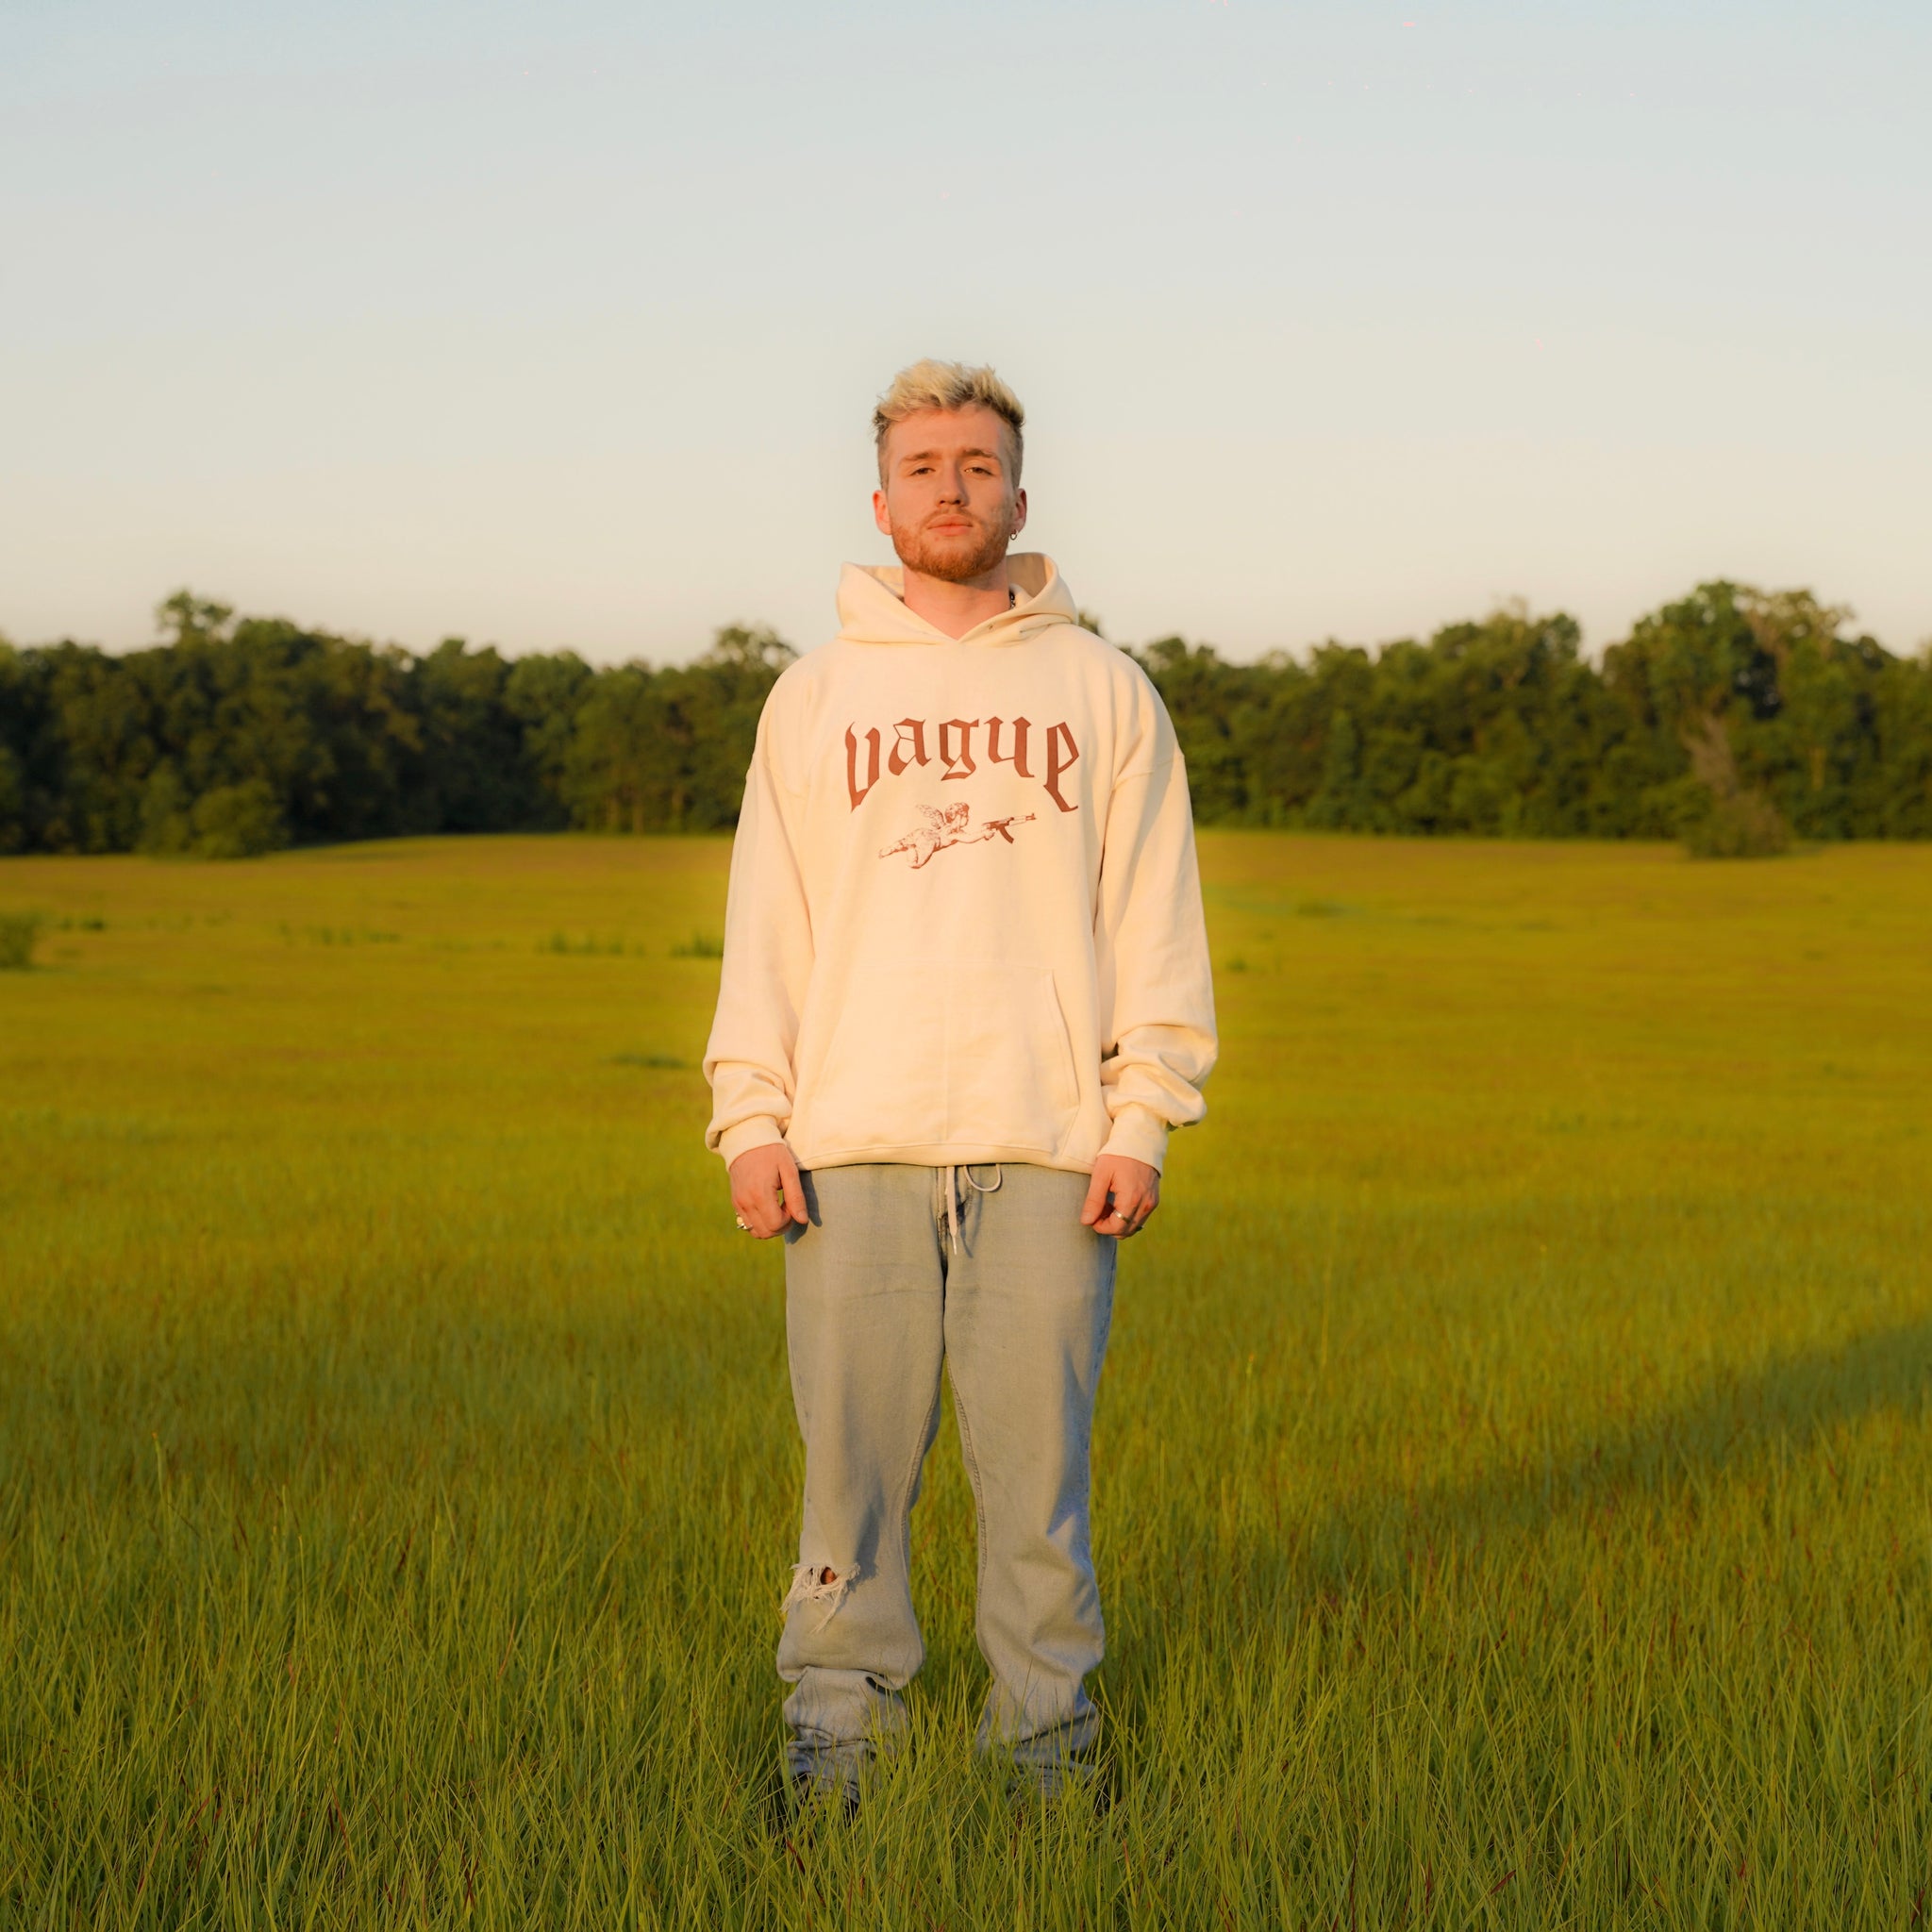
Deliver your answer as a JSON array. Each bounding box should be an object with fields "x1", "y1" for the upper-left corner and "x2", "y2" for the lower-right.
[
  {"x1": 1099, "y1": 1318, "x2": 1932, "y2": 1732},
  {"x1": 1395, "y1": 1316, "x2": 1932, "y2": 1552}
]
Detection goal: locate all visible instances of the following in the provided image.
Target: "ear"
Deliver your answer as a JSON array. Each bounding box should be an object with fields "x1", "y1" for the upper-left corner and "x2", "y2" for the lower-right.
[
  {"x1": 873, "y1": 488, "x2": 892, "y2": 537},
  {"x1": 1010, "y1": 487, "x2": 1027, "y2": 537}
]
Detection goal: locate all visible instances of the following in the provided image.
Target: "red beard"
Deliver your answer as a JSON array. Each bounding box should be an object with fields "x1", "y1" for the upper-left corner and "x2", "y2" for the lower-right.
[{"x1": 891, "y1": 509, "x2": 1013, "y2": 583}]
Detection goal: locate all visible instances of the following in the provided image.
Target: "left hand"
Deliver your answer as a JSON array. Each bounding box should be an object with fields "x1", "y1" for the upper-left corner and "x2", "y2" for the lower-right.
[{"x1": 1079, "y1": 1155, "x2": 1160, "y2": 1240}]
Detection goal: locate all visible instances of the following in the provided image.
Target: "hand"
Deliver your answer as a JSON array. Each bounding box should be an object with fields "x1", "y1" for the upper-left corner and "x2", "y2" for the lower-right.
[
  {"x1": 728, "y1": 1142, "x2": 809, "y2": 1240},
  {"x1": 1080, "y1": 1155, "x2": 1160, "y2": 1240}
]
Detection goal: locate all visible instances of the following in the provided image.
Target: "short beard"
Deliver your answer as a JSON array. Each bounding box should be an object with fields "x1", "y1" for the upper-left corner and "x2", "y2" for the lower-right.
[{"x1": 891, "y1": 509, "x2": 1013, "y2": 585}]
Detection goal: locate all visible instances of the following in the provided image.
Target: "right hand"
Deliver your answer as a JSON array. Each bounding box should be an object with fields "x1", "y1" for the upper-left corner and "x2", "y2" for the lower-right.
[{"x1": 728, "y1": 1142, "x2": 809, "y2": 1239}]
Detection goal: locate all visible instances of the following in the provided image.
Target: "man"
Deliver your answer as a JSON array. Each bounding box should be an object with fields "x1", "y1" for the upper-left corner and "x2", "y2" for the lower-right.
[{"x1": 704, "y1": 359, "x2": 1216, "y2": 1802}]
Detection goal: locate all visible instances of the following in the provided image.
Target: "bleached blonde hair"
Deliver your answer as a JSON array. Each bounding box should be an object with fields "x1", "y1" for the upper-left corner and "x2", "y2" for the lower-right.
[{"x1": 873, "y1": 359, "x2": 1025, "y2": 483}]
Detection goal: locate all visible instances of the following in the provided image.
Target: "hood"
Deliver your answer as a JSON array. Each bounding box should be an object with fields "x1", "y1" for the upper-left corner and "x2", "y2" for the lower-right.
[{"x1": 835, "y1": 552, "x2": 1082, "y2": 648}]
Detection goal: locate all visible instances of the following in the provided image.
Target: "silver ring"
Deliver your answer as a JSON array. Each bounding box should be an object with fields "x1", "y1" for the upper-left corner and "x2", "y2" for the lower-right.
[{"x1": 734, "y1": 1216, "x2": 753, "y2": 1233}]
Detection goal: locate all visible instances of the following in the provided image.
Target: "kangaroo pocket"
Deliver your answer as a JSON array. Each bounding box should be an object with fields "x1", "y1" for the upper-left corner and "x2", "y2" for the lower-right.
[{"x1": 804, "y1": 958, "x2": 1080, "y2": 1156}]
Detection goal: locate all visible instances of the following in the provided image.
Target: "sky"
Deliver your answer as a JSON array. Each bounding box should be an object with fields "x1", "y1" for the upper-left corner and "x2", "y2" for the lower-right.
[{"x1": 3, "y1": 0, "x2": 1927, "y2": 666}]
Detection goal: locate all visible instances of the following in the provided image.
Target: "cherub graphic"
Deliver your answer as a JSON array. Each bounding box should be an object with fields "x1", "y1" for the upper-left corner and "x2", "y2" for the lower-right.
[{"x1": 878, "y1": 801, "x2": 1038, "y2": 870}]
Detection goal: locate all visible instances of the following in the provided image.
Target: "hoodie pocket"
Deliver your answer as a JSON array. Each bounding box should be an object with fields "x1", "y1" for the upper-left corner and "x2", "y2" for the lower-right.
[
  {"x1": 942, "y1": 961, "x2": 1079, "y2": 1151},
  {"x1": 807, "y1": 959, "x2": 1080, "y2": 1157}
]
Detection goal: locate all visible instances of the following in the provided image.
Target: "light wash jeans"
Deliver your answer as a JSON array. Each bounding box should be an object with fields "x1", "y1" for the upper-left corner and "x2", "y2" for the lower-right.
[{"x1": 777, "y1": 1162, "x2": 1116, "y2": 1793}]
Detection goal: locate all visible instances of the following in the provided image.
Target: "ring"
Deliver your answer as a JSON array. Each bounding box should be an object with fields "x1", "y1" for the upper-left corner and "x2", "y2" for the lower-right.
[{"x1": 735, "y1": 1216, "x2": 753, "y2": 1233}]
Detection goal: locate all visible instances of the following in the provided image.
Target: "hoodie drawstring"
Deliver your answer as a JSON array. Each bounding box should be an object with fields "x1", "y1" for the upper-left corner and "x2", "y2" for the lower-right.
[{"x1": 941, "y1": 1163, "x2": 1003, "y2": 1255}]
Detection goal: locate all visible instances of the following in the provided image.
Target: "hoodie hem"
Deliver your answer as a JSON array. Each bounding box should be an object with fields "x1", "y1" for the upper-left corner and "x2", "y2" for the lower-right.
[{"x1": 786, "y1": 1139, "x2": 1102, "y2": 1176}]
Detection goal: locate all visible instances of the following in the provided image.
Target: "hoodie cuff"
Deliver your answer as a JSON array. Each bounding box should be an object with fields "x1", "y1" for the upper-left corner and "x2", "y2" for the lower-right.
[
  {"x1": 717, "y1": 1116, "x2": 789, "y2": 1168},
  {"x1": 1100, "y1": 1105, "x2": 1170, "y2": 1174}
]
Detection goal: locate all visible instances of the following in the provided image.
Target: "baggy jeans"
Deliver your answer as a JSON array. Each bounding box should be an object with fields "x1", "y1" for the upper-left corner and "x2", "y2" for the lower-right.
[{"x1": 777, "y1": 1162, "x2": 1116, "y2": 1790}]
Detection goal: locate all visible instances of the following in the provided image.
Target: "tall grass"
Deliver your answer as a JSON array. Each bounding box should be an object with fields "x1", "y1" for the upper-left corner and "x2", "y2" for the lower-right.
[
  {"x1": 0, "y1": 909, "x2": 41, "y2": 969},
  {"x1": 2, "y1": 833, "x2": 1929, "y2": 1926}
]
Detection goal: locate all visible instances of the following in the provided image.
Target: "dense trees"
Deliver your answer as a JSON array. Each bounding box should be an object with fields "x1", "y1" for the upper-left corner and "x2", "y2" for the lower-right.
[
  {"x1": 1, "y1": 584, "x2": 1926, "y2": 857},
  {"x1": 1140, "y1": 585, "x2": 1930, "y2": 847},
  {"x1": 0, "y1": 602, "x2": 791, "y2": 857}
]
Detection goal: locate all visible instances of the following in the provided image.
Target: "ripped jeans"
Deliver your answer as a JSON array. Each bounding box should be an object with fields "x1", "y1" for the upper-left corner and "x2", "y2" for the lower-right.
[{"x1": 777, "y1": 1162, "x2": 1116, "y2": 1791}]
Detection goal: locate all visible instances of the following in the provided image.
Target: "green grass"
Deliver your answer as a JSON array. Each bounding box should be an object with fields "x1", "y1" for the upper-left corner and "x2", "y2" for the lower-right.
[
  {"x1": 0, "y1": 909, "x2": 41, "y2": 969},
  {"x1": 3, "y1": 831, "x2": 1930, "y2": 1928}
]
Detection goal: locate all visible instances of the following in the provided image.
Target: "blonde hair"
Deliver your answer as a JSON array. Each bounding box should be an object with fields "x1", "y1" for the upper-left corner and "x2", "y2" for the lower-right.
[{"x1": 873, "y1": 359, "x2": 1025, "y2": 483}]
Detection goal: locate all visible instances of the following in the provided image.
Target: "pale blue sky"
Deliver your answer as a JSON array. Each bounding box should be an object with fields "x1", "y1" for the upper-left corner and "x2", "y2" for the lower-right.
[{"x1": 3, "y1": 1, "x2": 1927, "y2": 663}]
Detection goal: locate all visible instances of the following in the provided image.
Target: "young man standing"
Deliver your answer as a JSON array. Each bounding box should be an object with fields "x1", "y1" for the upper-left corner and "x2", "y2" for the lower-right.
[{"x1": 704, "y1": 360, "x2": 1216, "y2": 1800}]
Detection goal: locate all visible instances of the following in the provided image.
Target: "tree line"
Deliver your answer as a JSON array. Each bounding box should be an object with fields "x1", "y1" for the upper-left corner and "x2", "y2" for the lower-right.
[{"x1": 2, "y1": 582, "x2": 1927, "y2": 858}]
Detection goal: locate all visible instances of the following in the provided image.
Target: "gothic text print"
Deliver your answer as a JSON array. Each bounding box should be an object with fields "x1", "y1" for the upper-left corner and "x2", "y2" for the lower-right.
[{"x1": 845, "y1": 716, "x2": 1080, "y2": 813}]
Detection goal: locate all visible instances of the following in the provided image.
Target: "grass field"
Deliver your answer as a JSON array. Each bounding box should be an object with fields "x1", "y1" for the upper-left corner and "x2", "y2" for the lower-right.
[{"x1": 4, "y1": 831, "x2": 1931, "y2": 1928}]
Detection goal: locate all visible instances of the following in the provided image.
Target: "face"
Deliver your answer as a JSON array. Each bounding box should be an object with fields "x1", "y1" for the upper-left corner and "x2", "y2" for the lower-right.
[{"x1": 873, "y1": 405, "x2": 1027, "y2": 585}]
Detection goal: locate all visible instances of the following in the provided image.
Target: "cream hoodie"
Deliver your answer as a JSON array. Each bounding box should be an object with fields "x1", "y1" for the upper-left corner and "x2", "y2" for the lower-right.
[{"x1": 703, "y1": 554, "x2": 1217, "y2": 1175}]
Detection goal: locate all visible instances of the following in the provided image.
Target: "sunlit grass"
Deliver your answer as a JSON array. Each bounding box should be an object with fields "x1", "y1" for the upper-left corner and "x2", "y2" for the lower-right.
[{"x1": 3, "y1": 831, "x2": 1930, "y2": 1926}]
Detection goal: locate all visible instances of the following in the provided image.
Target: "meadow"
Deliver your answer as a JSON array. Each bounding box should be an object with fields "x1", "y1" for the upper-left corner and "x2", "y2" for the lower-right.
[{"x1": 3, "y1": 830, "x2": 1930, "y2": 1929}]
